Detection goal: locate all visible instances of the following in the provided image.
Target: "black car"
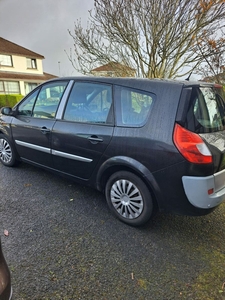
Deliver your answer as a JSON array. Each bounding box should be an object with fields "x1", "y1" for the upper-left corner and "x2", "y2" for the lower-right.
[
  {"x1": 0, "y1": 77, "x2": 225, "y2": 226},
  {"x1": 0, "y1": 238, "x2": 12, "y2": 300}
]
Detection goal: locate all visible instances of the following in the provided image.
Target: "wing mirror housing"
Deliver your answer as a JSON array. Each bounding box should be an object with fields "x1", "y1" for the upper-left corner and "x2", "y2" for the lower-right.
[{"x1": 1, "y1": 107, "x2": 13, "y2": 116}]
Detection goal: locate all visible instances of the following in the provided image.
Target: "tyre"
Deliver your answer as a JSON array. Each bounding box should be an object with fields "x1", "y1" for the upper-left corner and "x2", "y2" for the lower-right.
[
  {"x1": 105, "y1": 171, "x2": 153, "y2": 226},
  {"x1": 0, "y1": 137, "x2": 17, "y2": 167}
]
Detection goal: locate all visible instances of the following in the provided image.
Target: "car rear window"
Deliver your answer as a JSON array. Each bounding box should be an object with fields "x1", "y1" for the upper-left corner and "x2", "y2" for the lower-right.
[{"x1": 185, "y1": 86, "x2": 225, "y2": 133}]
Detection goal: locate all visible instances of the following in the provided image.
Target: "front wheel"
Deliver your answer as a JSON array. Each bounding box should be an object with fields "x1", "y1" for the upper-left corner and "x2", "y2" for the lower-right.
[
  {"x1": 0, "y1": 137, "x2": 17, "y2": 167},
  {"x1": 105, "y1": 171, "x2": 153, "y2": 226}
]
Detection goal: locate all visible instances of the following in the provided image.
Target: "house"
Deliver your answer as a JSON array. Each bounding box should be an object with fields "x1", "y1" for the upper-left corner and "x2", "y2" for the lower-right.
[
  {"x1": 0, "y1": 37, "x2": 57, "y2": 96},
  {"x1": 90, "y1": 62, "x2": 136, "y2": 77}
]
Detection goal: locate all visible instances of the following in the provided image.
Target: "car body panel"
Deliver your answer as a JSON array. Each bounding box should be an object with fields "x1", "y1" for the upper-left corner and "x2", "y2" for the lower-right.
[
  {"x1": 11, "y1": 116, "x2": 55, "y2": 167},
  {"x1": 183, "y1": 170, "x2": 225, "y2": 209},
  {"x1": 51, "y1": 121, "x2": 114, "y2": 179}
]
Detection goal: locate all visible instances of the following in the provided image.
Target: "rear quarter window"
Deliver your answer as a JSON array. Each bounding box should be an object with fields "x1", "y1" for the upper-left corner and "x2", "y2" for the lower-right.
[
  {"x1": 115, "y1": 86, "x2": 155, "y2": 127},
  {"x1": 185, "y1": 87, "x2": 225, "y2": 133}
]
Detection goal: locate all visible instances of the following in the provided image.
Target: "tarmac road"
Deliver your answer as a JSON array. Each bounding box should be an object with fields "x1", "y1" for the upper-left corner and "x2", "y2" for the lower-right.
[{"x1": 0, "y1": 162, "x2": 225, "y2": 300}]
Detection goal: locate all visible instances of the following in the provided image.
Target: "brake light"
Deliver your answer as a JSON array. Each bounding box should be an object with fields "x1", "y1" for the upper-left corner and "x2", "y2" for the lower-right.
[{"x1": 173, "y1": 123, "x2": 212, "y2": 164}]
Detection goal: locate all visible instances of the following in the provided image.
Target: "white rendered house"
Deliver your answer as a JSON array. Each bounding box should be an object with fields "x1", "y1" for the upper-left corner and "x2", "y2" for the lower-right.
[{"x1": 0, "y1": 37, "x2": 57, "y2": 96}]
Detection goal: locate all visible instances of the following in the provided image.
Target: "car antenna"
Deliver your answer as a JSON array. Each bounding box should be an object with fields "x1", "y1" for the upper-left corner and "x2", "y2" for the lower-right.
[{"x1": 185, "y1": 72, "x2": 192, "y2": 81}]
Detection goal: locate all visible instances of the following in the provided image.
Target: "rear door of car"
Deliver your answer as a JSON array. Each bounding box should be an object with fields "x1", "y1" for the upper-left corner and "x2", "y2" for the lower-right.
[
  {"x1": 51, "y1": 81, "x2": 114, "y2": 180},
  {"x1": 184, "y1": 85, "x2": 225, "y2": 173},
  {"x1": 11, "y1": 80, "x2": 69, "y2": 167}
]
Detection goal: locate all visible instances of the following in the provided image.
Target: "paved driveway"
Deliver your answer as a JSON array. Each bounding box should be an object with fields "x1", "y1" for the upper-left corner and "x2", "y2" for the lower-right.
[{"x1": 0, "y1": 162, "x2": 225, "y2": 300}]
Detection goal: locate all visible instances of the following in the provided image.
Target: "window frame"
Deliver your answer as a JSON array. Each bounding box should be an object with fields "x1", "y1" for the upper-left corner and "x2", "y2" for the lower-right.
[
  {"x1": 26, "y1": 58, "x2": 37, "y2": 69},
  {"x1": 0, "y1": 54, "x2": 13, "y2": 67},
  {"x1": 25, "y1": 82, "x2": 38, "y2": 95},
  {"x1": 17, "y1": 81, "x2": 69, "y2": 119},
  {"x1": 63, "y1": 81, "x2": 113, "y2": 125},
  {"x1": 0, "y1": 80, "x2": 20, "y2": 94}
]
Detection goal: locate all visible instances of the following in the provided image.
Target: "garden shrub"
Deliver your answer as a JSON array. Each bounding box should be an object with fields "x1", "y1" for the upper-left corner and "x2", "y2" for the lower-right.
[{"x1": 0, "y1": 94, "x2": 23, "y2": 108}]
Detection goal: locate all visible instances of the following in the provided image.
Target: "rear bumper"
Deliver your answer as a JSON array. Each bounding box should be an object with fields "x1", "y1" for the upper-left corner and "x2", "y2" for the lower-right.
[{"x1": 182, "y1": 169, "x2": 225, "y2": 209}]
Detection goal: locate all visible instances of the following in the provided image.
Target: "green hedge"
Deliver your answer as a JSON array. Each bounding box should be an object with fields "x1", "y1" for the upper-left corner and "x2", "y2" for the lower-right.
[{"x1": 0, "y1": 94, "x2": 23, "y2": 108}]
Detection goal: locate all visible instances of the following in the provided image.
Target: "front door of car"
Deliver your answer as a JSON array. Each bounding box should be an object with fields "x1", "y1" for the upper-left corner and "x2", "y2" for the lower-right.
[
  {"x1": 11, "y1": 80, "x2": 69, "y2": 167},
  {"x1": 52, "y1": 81, "x2": 114, "y2": 180}
]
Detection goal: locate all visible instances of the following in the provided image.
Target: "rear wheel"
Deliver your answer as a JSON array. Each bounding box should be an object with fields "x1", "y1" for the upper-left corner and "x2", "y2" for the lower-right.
[
  {"x1": 0, "y1": 137, "x2": 17, "y2": 167},
  {"x1": 105, "y1": 171, "x2": 153, "y2": 226}
]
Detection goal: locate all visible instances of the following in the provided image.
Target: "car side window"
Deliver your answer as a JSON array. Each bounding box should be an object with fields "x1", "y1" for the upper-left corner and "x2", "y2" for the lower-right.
[
  {"x1": 115, "y1": 86, "x2": 155, "y2": 127},
  {"x1": 63, "y1": 82, "x2": 113, "y2": 124},
  {"x1": 17, "y1": 81, "x2": 69, "y2": 118},
  {"x1": 17, "y1": 89, "x2": 39, "y2": 116},
  {"x1": 32, "y1": 81, "x2": 68, "y2": 119}
]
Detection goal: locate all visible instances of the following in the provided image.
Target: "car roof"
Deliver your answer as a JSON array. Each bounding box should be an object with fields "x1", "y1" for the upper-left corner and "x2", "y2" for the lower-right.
[
  {"x1": 51, "y1": 76, "x2": 213, "y2": 87},
  {"x1": 48, "y1": 76, "x2": 215, "y2": 95}
]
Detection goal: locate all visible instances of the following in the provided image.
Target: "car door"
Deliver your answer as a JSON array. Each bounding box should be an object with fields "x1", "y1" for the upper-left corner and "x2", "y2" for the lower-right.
[
  {"x1": 52, "y1": 81, "x2": 114, "y2": 180},
  {"x1": 11, "y1": 80, "x2": 70, "y2": 167}
]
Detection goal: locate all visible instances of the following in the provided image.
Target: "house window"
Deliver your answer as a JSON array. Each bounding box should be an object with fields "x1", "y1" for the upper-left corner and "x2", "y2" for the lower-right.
[
  {"x1": 25, "y1": 82, "x2": 38, "y2": 95},
  {"x1": 0, "y1": 81, "x2": 20, "y2": 94},
  {"x1": 26, "y1": 58, "x2": 37, "y2": 69},
  {"x1": 107, "y1": 71, "x2": 114, "y2": 77},
  {"x1": 0, "y1": 54, "x2": 13, "y2": 67}
]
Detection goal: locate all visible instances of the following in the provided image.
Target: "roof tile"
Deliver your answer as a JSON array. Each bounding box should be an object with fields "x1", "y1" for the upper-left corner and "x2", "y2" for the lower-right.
[
  {"x1": 0, "y1": 37, "x2": 44, "y2": 59},
  {"x1": 0, "y1": 71, "x2": 57, "y2": 81}
]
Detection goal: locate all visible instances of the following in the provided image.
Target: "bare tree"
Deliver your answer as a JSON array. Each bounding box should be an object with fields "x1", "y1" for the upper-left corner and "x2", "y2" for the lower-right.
[
  {"x1": 67, "y1": 0, "x2": 225, "y2": 78},
  {"x1": 196, "y1": 33, "x2": 225, "y2": 84}
]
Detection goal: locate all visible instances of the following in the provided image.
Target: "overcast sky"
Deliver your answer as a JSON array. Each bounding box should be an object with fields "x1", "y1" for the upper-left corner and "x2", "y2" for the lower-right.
[{"x1": 0, "y1": 0, "x2": 93, "y2": 76}]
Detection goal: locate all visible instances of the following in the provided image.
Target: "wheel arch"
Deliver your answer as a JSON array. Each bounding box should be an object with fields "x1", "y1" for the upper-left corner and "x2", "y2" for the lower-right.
[
  {"x1": 0, "y1": 126, "x2": 8, "y2": 136},
  {"x1": 96, "y1": 156, "x2": 163, "y2": 210}
]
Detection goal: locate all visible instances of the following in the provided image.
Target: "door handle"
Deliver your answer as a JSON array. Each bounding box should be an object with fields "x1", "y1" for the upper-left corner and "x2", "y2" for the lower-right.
[
  {"x1": 88, "y1": 135, "x2": 103, "y2": 143},
  {"x1": 41, "y1": 127, "x2": 51, "y2": 134}
]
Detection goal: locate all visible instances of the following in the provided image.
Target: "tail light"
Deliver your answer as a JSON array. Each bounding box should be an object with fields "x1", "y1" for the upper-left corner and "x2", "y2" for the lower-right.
[{"x1": 173, "y1": 123, "x2": 212, "y2": 164}]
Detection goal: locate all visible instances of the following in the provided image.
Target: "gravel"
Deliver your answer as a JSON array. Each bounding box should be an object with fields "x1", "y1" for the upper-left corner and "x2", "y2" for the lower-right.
[{"x1": 0, "y1": 162, "x2": 225, "y2": 300}]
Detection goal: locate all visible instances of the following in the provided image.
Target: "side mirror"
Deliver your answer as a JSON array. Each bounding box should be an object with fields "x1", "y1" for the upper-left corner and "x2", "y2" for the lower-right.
[{"x1": 1, "y1": 107, "x2": 13, "y2": 116}]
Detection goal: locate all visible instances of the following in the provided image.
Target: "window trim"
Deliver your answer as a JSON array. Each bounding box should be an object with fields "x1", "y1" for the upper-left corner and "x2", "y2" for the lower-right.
[
  {"x1": 26, "y1": 57, "x2": 37, "y2": 69},
  {"x1": 16, "y1": 80, "x2": 70, "y2": 118},
  {"x1": 0, "y1": 80, "x2": 20, "y2": 94},
  {"x1": 25, "y1": 82, "x2": 38, "y2": 95},
  {"x1": 0, "y1": 54, "x2": 13, "y2": 67},
  {"x1": 62, "y1": 81, "x2": 114, "y2": 125}
]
